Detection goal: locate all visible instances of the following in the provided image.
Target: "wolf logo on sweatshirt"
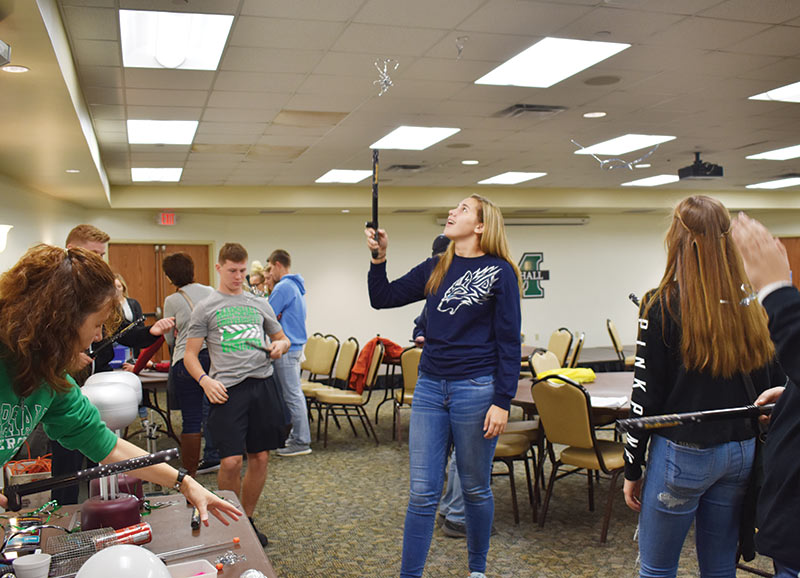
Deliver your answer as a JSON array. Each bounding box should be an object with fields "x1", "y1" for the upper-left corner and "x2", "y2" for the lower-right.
[{"x1": 437, "y1": 265, "x2": 500, "y2": 315}]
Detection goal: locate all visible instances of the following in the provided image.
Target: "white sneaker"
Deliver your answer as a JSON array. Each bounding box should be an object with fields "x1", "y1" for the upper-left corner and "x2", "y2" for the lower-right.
[{"x1": 469, "y1": 573, "x2": 487, "y2": 578}]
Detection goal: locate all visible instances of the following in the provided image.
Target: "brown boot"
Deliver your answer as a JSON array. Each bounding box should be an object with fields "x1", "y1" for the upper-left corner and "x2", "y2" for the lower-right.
[{"x1": 180, "y1": 433, "x2": 202, "y2": 477}]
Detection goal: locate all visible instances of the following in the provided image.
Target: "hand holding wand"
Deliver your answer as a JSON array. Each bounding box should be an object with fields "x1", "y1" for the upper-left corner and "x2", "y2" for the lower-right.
[
  {"x1": 366, "y1": 149, "x2": 380, "y2": 258},
  {"x1": 3, "y1": 448, "x2": 179, "y2": 511},
  {"x1": 90, "y1": 315, "x2": 146, "y2": 358},
  {"x1": 616, "y1": 404, "x2": 775, "y2": 434}
]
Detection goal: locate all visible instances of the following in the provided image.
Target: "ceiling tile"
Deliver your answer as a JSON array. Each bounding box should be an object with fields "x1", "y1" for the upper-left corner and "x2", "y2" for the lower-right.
[
  {"x1": 698, "y1": 0, "x2": 800, "y2": 24},
  {"x1": 90, "y1": 104, "x2": 125, "y2": 120},
  {"x1": 126, "y1": 106, "x2": 203, "y2": 120},
  {"x1": 221, "y1": 47, "x2": 324, "y2": 73},
  {"x1": 84, "y1": 86, "x2": 125, "y2": 105},
  {"x1": 555, "y1": 6, "x2": 684, "y2": 43},
  {"x1": 79, "y1": 65, "x2": 124, "y2": 88},
  {"x1": 214, "y1": 71, "x2": 307, "y2": 92},
  {"x1": 125, "y1": 88, "x2": 208, "y2": 107},
  {"x1": 354, "y1": 0, "x2": 486, "y2": 29},
  {"x1": 230, "y1": 16, "x2": 346, "y2": 50},
  {"x1": 240, "y1": 0, "x2": 364, "y2": 21},
  {"x1": 202, "y1": 108, "x2": 279, "y2": 123},
  {"x1": 119, "y1": 0, "x2": 239, "y2": 13},
  {"x1": 331, "y1": 23, "x2": 448, "y2": 56},
  {"x1": 206, "y1": 91, "x2": 290, "y2": 109},
  {"x1": 72, "y1": 39, "x2": 121, "y2": 66},
  {"x1": 725, "y1": 26, "x2": 800, "y2": 57},
  {"x1": 197, "y1": 121, "x2": 269, "y2": 135},
  {"x1": 646, "y1": 17, "x2": 771, "y2": 50},
  {"x1": 457, "y1": 0, "x2": 593, "y2": 35},
  {"x1": 62, "y1": 6, "x2": 118, "y2": 40},
  {"x1": 124, "y1": 69, "x2": 215, "y2": 91}
]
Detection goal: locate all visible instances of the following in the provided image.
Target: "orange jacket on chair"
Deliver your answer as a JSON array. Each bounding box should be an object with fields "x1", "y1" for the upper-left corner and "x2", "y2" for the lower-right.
[{"x1": 348, "y1": 336, "x2": 403, "y2": 394}]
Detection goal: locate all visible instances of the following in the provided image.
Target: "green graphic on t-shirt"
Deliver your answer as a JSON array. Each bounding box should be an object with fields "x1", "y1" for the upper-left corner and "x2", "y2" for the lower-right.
[{"x1": 216, "y1": 306, "x2": 263, "y2": 353}]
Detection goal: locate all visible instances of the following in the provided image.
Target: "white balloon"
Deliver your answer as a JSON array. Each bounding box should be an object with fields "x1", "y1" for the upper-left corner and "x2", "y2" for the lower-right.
[
  {"x1": 82, "y1": 383, "x2": 139, "y2": 430},
  {"x1": 75, "y1": 545, "x2": 170, "y2": 578},
  {"x1": 84, "y1": 371, "x2": 143, "y2": 404}
]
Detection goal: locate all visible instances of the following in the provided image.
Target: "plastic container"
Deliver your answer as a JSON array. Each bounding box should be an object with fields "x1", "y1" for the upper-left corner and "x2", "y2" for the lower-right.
[
  {"x1": 12, "y1": 553, "x2": 52, "y2": 578},
  {"x1": 167, "y1": 559, "x2": 218, "y2": 578}
]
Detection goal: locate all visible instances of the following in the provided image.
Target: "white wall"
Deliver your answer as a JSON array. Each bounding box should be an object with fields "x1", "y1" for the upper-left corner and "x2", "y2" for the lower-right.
[
  {"x1": 4, "y1": 191, "x2": 800, "y2": 353},
  {"x1": 85, "y1": 209, "x2": 672, "y2": 349},
  {"x1": 0, "y1": 175, "x2": 87, "y2": 271}
]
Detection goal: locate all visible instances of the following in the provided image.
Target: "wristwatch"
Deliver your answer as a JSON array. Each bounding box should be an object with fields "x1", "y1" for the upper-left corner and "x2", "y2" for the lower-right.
[{"x1": 174, "y1": 468, "x2": 188, "y2": 492}]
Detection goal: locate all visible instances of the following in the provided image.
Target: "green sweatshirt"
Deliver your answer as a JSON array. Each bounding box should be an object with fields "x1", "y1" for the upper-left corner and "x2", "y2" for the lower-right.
[{"x1": 0, "y1": 357, "x2": 118, "y2": 468}]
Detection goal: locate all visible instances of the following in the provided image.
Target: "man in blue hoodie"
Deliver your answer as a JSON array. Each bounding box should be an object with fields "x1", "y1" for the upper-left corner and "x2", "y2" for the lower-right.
[{"x1": 268, "y1": 249, "x2": 311, "y2": 456}]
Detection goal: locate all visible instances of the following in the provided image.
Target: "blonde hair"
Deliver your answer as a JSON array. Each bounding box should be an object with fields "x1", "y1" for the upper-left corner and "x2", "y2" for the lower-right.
[
  {"x1": 645, "y1": 195, "x2": 774, "y2": 377},
  {"x1": 114, "y1": 273, "x2": 128, "y2": 298},
  {"x1": 425, "y1": 194, "x2": 522, "y2": 295},
  {"x1": 66, "y1": 224, "x2": 109, "y2": 246}
]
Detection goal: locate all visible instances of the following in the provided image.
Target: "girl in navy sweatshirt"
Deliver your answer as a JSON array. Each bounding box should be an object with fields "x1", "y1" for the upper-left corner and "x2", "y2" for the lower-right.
[{"x1": 366, "y1": 195, "x2": 521, "y2": 578}]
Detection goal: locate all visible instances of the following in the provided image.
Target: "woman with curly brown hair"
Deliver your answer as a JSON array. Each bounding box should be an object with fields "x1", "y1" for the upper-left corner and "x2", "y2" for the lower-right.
[{"x1": 0, "y1": 244, "x2": 241, "y2": 525}]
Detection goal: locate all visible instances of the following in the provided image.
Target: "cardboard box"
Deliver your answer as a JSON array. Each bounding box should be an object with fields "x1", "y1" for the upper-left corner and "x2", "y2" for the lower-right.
[{"x1": 4, "y1": 460, "x2": 51, "y2": 510}]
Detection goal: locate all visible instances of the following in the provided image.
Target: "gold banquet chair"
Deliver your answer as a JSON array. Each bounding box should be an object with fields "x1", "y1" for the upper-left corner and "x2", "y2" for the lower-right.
[
  {"x1": 607, "y1": 319, "x2": 635, "y2": 369},
  {"x1": 393, "y1": 346, "x2": 422, "y2": 442},
  {"x1": 531, "y1": 375, "x2": 625, "y2": 543},
  {"x1": 547, "y1": 327, "x2": 573, "y2": 367},
  {"x1": 314, "y1": 336, "x2": 360, "y2": 440},
  {"x1": 568, "y1": 331, "x2": 585, "y2": 368},
  {"x1": 528, "y1": 349, "x2": 560, "y2": 377},
  {"x1": 316, "y1": 341, "x2": 384, "y2": 448},
  {"x1": 492, "y1": 433, "x2": 536, "y2": 525},
  {"x1": 301, "y1": 334, "x2": 340, "y2": 402}
]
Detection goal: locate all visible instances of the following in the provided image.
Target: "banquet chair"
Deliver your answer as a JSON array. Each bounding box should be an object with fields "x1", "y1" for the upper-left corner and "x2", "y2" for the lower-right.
[
  {"x1": 607, "y1": 319, "x2": 635, "y2": 369},
  {"x1": 492, "y1": 433, "x2": 535, "y2": 524},
  {"x1": 316, "y1": 341, "x2": 384, "y2": 448},
  {"x1": 529, "y1": 349, "x2": 560, "y2": 377},
  {"x1": 313, "y1": 337, "x2": 359, "y2": 438},
  {"x1": 393, "y1": 346, "x2": 421, "y2": 442},
  {"x1": 547, "y1": 327, "x2": 573, "y2": 367},
  {"x1": 531, "y1": 375, "x2": 625, "y2": 543},
  {"x1": 568, "y1": 332, "x2": 585, "y2": 368}
]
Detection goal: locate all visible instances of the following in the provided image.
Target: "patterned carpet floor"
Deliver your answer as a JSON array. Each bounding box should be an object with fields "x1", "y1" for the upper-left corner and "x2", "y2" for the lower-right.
[{"x1": 164, "y1": 397, "x2": 774, "y2": 577}]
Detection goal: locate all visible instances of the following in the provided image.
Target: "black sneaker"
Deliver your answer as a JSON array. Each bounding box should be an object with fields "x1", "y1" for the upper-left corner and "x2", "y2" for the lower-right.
[
  {"x1": 442, "y1": 519, "x2": 466, "y2": 538},
  {"x1": 196, "y1": 459, "x2": 220, "y2": 474},
  {"x1": 442, "y1": 519, "x2": 497, "y2": 538},
  {"x1": 249, "y1": 517, "x2": 268, "y2": 547}
]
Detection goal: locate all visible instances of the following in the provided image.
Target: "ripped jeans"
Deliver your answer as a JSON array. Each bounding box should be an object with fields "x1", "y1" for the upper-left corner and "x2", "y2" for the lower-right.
[{"x1": 638, "y1": 434, "x2": 755, "y2": 578}]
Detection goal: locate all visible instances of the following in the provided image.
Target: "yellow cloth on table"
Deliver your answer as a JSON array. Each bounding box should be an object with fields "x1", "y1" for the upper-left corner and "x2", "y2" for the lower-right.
[{"x1": 536, "y1": 367, "x2": 596, "y2": 384}]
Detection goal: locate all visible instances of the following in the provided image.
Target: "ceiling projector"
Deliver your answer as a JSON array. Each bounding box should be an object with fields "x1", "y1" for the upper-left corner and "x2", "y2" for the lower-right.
[{"x1": 678, "y1": 152, "x2": 723, "y2": 180}]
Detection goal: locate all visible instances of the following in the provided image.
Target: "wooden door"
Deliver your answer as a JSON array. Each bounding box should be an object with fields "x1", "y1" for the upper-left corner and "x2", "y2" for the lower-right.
[
  {"x1": 108, "y1": 243, "x2": 212, "y2": 361},
  {"x1": 779, "y1": 237, "x2": 800, "y2": 291}
]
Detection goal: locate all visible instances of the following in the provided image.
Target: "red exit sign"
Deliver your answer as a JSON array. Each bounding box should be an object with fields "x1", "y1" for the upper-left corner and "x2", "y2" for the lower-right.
[{"x1": 159, "y1": 212, "x2": 176, "y2": 226}]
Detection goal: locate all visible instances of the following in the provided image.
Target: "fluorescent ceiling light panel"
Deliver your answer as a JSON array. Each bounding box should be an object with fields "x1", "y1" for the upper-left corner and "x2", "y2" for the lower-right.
[
  {"x1": 478, "y1": 172, "x2": 547, "y2": 185},
  {"x1": 475, "y1": 37, "x2": 630, "y2": 88},
  {"x1": 315, "y1": 169, "x2": 372, "y2": 184},
  {"x1": 746, "y1": 177, "x2": 800, "y2": 190},
  {"x1": 749, "y1": 80, "x2": 800, "y2": 103},
  {"x1": 370, "y1": 126, "x2": 460, "y2": 150},
  {"x1": 120, "y1": 9, "x2": 233, "y2": 70},
  {"x1": 621, "y1": 174, "x2": 679, "y2": 187},
  {"x1": 746, "y1": 144, "x2": 800, "y2": 161},
  {"x1": 131, "y1": 168, "x2": 183, "y2": 182},
  {"x1": 127, "y1": 120, "x2": 198, "y2": 144},
  {"x1": 575, "y1": 134, "x2": 676, "y2": 156}
]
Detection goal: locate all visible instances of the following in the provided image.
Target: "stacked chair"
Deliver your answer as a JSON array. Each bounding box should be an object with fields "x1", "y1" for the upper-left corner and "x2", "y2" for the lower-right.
[{"x1": 315, "y1": 341, "x2": 384, "y2": 448}]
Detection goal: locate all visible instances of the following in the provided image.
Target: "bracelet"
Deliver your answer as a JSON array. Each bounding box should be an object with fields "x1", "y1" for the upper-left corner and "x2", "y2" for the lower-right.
[
  {"x1": 198, "y1": 373, "x2": 207, "y2": 384},
  {"x1": 174, "y1": 468, "x2": 189, "y2": 492}
]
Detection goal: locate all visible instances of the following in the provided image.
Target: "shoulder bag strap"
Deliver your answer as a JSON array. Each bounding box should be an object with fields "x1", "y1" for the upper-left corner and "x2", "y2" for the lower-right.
[{"x1": 177, "y1": 288, "x2": 195, "y2": 311}]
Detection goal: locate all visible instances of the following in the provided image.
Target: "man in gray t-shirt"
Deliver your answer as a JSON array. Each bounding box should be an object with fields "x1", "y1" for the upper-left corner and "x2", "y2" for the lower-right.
[{"x1": 184, "y1": 243, "x2": 291, "y2": 547}]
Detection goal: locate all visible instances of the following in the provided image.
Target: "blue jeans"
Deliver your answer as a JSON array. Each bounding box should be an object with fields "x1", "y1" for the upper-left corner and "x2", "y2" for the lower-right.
[
  {"x1": 272, "y1": 349, "x2": 310, "y2": 448},
  {"x1": 439, "y1": 448, "x2": 465, "y2": 524},
  {"x1": 638, "y1": 434, "x2": 755, "y2": 577},
  {"x1": 401, "y1": 372, "x2": 498, "y2": 577},
  {"x1": 773, "y1": 560, "x2": 800, "y2": 578}
]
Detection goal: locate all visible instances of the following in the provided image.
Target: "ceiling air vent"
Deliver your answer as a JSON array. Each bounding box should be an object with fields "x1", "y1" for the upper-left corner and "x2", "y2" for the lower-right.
[
  {"x1": 493, "y1": 104, "x2": 567, "y2": 119},
  {"x1": 386, "y1": 164, "x2": 426, "y2": 173}
]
